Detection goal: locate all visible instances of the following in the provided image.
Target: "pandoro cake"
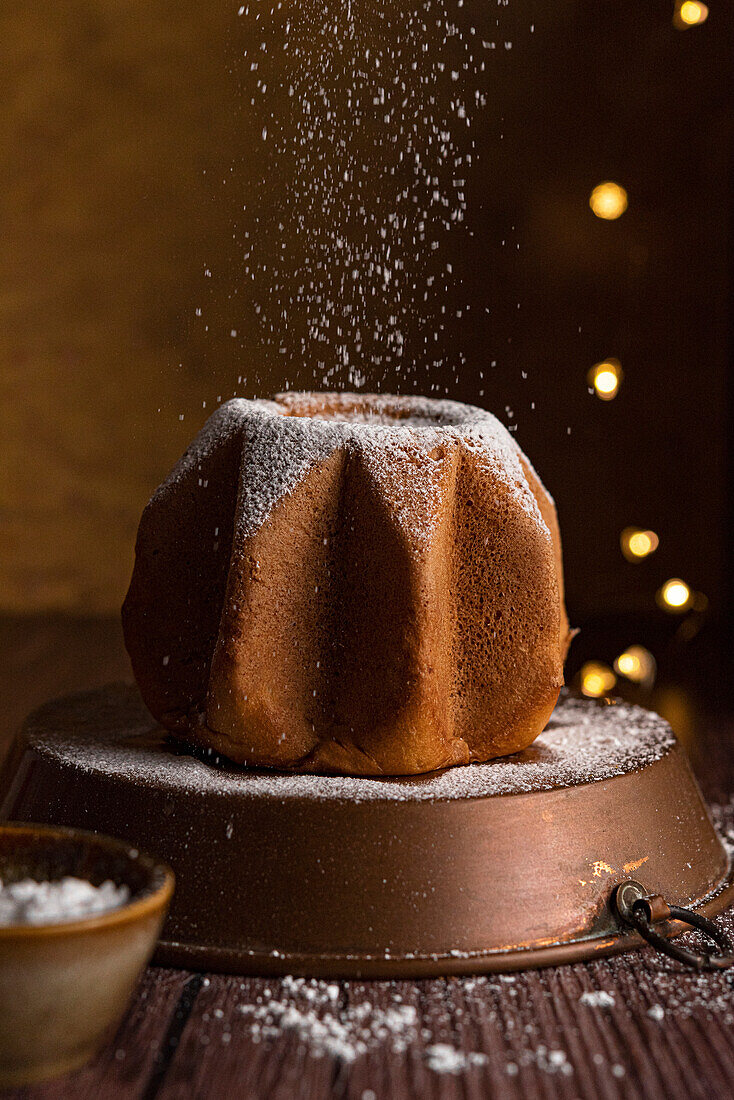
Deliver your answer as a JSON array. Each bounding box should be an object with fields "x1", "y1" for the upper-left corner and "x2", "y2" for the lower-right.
[{"x1": 122, "y1": 392, "x2": 572, "y2": 775}]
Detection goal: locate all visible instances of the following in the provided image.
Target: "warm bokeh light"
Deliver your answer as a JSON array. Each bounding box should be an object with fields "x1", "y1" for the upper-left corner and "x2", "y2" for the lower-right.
[
  {"x1": 675, "y1": 1, "x2": 709, "y2": 28},
  {"x1": 589, "y1": 181, "x2": 628, "y2": 220},
  {"x1": 657, "y1": 578, "x2": 693, "y2": 612},
  {"x1": 614, "y1": 645, "x2": 656, "y2": 684},
  {"x1": 588, "y1": 359, "x2": 623, "y2": 401},
  {"x1": 620, "y1": 527, "x2": 659, "y2": 561},
  {"x1": 580, "y1": 661, "x2": 617, "y2": 698}
]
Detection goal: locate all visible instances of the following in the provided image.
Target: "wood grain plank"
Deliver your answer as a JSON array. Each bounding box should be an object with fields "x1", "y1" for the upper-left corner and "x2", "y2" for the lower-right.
[
  {"x1": 145, "y1": 964, "x2": 734, "y2": 1100},
  {"x1": 156, "y1": 975, "x2": 337, "y2": 1100},
  {"x1": 3, "y1": 925, "x2": 734, "y2": 1100}
]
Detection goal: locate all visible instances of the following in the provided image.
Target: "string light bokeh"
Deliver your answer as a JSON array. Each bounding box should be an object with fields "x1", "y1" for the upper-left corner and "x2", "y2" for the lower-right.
[
  {"x1": 657, "y1": 579, "x2": 693, "y2": 612},
  {"x1": 588, "y1": 181, "x2": 628, "y2": 221},
  {"x1": 620, "y1": 528, "x2": 659, "y2": 562},
  {"x1": 579, "y1": 662, "x2": 617, "y2": 698},
  {"x1": 588, "y1": 359, "x2": 623, "y2": 401},
  {"x1": 674, "y1": 1, "x2": 709, "y2": 29},
  {"x1": 571, "y1": 3, "x2": 715, "y2": 710},
  {"x1": 614, "y1": 646, "x2": 656, "y2": 685}
]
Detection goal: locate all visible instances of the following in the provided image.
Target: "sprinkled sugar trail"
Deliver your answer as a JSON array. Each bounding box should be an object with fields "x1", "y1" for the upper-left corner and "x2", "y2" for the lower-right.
[
  {"x1": 219, "y1": 0, "x2": 502, "y2": 393},
  {"x1": 237, "y1": 976, "x2": 420, "y2": 1063},
  {"x1": 216, "y1": 976, "x2": 571, "y2": 1074},
  {"x1": 197, "y1": 974, "x2": 576, "y2": 1076}
]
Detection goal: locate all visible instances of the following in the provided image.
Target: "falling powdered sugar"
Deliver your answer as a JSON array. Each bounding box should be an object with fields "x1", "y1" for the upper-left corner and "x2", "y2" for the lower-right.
[{"x1": 219, "y1": 0, "x2": 501, "y2": 393}]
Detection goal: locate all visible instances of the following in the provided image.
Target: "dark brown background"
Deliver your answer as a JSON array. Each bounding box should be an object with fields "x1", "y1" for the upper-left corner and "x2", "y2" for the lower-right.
[{"x1": 1, "y1": 0, "x2": 732, "y2": 701}]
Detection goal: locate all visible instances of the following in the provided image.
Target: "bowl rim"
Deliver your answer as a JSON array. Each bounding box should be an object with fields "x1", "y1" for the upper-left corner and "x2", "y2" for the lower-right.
[{"x1": 0, "y1": 822, "x2": 174, "y2": 939}]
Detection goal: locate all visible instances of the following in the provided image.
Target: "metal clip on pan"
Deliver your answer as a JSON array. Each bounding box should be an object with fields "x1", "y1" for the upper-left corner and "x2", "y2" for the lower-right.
[{"x1": 613, "y1": 880, "x2": 734, "y2": 971}]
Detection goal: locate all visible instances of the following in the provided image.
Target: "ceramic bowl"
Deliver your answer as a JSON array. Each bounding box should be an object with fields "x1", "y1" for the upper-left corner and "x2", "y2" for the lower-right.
[{"x1": 0, "y1": 822, "x2": 174, "y2": 1088}]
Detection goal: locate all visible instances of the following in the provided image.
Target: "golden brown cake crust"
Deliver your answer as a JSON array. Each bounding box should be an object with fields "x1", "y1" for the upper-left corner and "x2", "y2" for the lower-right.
[{"x1": 122, "y1": 392, "x2": 571, "y2": 775}]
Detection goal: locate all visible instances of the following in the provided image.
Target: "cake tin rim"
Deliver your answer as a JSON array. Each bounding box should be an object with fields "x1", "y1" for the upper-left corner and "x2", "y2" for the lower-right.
[{"x1": 154, "y1": 865, "x2": 734, "y2": 977}]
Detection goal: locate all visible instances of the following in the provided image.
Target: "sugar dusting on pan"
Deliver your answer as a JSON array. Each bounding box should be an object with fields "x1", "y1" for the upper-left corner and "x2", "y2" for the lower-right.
[{"x1": 25, "y1": 685, "x2": 676, "y2": 803}]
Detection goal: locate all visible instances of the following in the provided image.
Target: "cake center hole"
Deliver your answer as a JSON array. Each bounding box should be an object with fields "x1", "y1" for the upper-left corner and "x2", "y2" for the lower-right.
[{"x1": 278, "y1": 396, "x2": 450, "y2": 426}]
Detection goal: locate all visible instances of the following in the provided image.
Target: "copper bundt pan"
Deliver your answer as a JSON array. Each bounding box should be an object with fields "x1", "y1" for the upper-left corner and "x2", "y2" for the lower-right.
[{"x1": 1, "y1": 685, "x2": 731, "y2": 977}]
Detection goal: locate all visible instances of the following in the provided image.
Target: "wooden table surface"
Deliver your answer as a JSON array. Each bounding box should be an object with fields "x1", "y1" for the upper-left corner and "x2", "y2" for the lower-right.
[{"x1": 2, "y1": 615, "x2": 734, "y2": 1100}]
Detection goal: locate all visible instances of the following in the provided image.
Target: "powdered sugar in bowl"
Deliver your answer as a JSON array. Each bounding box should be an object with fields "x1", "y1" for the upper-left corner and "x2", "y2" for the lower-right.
[{"x1": 0, "y1": 822, "x2": 174, "y2": 1088}]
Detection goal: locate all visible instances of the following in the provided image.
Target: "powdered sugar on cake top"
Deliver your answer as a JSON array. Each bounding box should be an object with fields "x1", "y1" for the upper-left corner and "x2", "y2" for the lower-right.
[
  {"x1": 154, "y1": 394, "x2": 547, "y2": 549},
  {"x1": 24, "y1": 686, "x2": 676, "y2": 804}
]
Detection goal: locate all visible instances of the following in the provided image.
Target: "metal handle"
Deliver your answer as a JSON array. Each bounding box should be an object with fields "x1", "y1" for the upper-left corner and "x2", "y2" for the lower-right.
[{"x1": 613, "y1": 880, "x2": 734, "y2": 971}]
